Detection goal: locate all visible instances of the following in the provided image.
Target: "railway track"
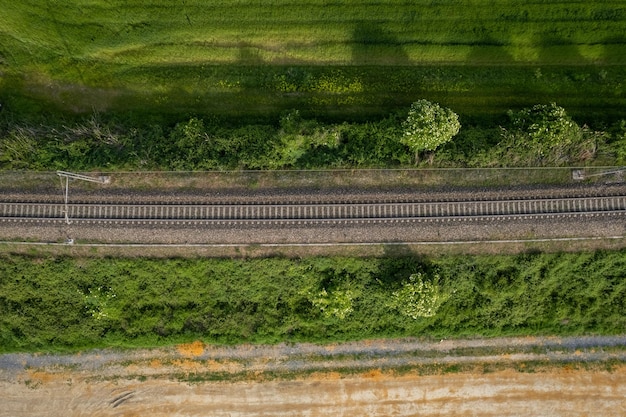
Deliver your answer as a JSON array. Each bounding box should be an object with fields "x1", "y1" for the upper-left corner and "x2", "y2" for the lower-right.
[{"x1": 1, "y1": 195, "x2": 626, "y2": 225}]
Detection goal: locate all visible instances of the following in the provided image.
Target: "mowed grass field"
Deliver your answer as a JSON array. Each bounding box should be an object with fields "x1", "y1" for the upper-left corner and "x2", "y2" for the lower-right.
[{"x1": 1, "y1": 0, "x2": 625, "y2": 120}]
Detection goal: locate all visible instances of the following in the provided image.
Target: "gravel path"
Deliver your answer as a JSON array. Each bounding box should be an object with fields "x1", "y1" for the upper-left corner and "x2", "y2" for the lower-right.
[
  {"x1": 1, "y1": 211, "x2": 623, "y2": 246},
  {"x1": 2, "y1": 335, "x2": 625, "y2": 382},
  {"x1": 3, "y1": 183, "x2": 626, "y2": 204}
]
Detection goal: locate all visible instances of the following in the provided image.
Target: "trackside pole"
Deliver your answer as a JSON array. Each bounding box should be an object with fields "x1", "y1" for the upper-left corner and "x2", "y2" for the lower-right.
[
  {"x1": 64, "y1": 175, "x2": 70, "y2": 224},
  {"x1": 56, "y1": 171, "x2": 110, "y2": 225}
]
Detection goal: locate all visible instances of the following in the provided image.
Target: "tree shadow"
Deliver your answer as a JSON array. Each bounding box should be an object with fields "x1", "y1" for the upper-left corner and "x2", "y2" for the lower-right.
[
  {"x1": 373, "y1": 244, "x2": 433, "y2": 287},
  {"x1": 599, "y1": 35, "x2": 626, "y2": 65},
  {"x1": 237, "y1": 43, "x2": 264, "y2": 65},
  {"x1": 465, "y1": 34, "x2": 515, "y2": 65},
  {"x1": 382, "y1": 243, "x2": 416, "y2": 258},
  {"x1": 351, "y1": 21, "x2": 410, "y2": 65},
  {"x1": 536, "y1": 34, "x2": 587, "y2": 65}
]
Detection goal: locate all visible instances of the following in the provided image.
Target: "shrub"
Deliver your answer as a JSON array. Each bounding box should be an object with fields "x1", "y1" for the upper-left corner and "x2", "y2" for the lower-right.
[
  {"x1": 499, "y1": 103, "x2": 587, "y2": 165},
  {"x1": 388, "y1": 273, "x2": 448, "y2": 319}
]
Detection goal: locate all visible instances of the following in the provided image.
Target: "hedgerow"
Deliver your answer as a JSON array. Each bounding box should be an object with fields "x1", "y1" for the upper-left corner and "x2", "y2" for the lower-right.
[
  {"x1": 1, "y1": 105, "x2": 623, "y2": 170},
  {"x1": 1, "y1": 251, "x2": 625, "y2": 352}
]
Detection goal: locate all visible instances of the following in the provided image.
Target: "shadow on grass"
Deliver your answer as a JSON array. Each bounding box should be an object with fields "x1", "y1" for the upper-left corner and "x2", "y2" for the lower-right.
[
  {"x1": 536, "y1": 34, "x2": 588, "y2": 65},
  {"x1": 351, "y1": 21, "x2": 410, "y2": 65},
  {"x1": 465, "y1": 35, "x2": 515, "y2": 65},
  {"x1": 600, "y1": 35, "x2": 626, "y2": 65},
  {"x1": 374, "y1": 244, "x2": 434, "y2": 286}
]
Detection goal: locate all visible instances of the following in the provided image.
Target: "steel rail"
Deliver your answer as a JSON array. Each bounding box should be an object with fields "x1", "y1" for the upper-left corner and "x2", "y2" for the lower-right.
[
  {"x1": 1, "y1": 195, "x2": 625, "y2": 224},
  {"x1": 2, "y1": 211, "x2": 624, "y2": 227}
]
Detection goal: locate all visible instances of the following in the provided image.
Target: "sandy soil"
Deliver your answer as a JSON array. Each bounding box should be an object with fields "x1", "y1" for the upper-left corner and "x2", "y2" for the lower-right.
[
  {"x1": 2, "y1": 368, "x2": 626, "y2": 417},
  {"x1": 2, "y1": 337, "x2": 625, "y2": 416}
]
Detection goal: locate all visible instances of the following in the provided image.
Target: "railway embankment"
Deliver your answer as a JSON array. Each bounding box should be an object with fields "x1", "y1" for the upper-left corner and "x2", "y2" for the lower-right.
[{"x1": 1, "y1": 182, "x2": 624, "y2": 255}]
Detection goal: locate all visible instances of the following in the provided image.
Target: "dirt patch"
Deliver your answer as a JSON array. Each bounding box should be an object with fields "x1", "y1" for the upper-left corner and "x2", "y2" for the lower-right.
[
  {"x1": 148, "y1": 359, "x2": 162, "y2": 369},
  {"x1": 24, "y1": 369, "x2": 72, "y2": 386},
  {"x1": 307, "y1": 371, "x2": 343, "y2": 381},
  {"x1": 176, "y1": 340, "x2": 205, "y2": 357},
  {"x1": 2, "y1": 336, "x2": 625, "y2": 416},
  {"x1": 360, "y1": 368, "x2": 386, "y2": 380}
]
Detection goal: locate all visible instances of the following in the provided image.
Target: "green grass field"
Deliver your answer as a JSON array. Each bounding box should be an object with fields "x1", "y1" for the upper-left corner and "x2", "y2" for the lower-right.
[{"x1": 1, "y1": 0, "x2": 625, "y2": 120}]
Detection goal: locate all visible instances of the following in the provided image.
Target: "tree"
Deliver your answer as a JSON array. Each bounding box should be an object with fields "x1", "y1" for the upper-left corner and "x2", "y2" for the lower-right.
[
  {"x1": 507, "y1": 103, "x2": 582, "y2": 148},
  {"x1": 503, "y1": 103, "x2": 585, "y2": 165},
  {"x1": 401, "y1": 100, "x2": 461, "y2": 164}
]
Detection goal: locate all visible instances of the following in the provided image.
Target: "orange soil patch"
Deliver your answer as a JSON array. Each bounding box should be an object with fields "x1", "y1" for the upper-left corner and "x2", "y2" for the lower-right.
[
  {"x1": 205, "y1": 359, "x2": 244, "y2": 373},
  {"x1": 172, "y1": 359, "x2": 202, "y2": 371},
  {"x1": 24, "y1": 370, "x2": 71, "y2": 385},
  {"x1": 176, "y1": 340, "x2": 205, "y2": 357},
  {"x1": 360, "y1": 368, "x2": 385, "y2": 380}
]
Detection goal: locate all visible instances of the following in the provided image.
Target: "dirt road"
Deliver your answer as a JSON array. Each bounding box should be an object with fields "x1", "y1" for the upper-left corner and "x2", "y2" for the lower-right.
[
  {"x1": 1, "y1": 336, "x2": 625, "y2": 416},
  {"x1": 2, "y1": 369, "x2": 625, "y2": 417}
]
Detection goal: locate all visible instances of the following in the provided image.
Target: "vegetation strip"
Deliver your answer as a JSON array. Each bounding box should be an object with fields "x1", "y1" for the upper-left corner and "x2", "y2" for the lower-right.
[
  {"x1": 3, "y1": 336, "x2": 625, "y2": 383},
  {"x1": 1, "y1": 250, "x2": 625, "y2": 352},
  {"x1": 2, "y1": 104, "x2": 625, "y2": 170}
]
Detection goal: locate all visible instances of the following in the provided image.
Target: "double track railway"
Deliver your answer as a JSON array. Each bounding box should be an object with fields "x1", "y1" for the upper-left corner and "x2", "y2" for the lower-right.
[{"x1": 2, "y1": 194, "x2": 625, "y2": 225}]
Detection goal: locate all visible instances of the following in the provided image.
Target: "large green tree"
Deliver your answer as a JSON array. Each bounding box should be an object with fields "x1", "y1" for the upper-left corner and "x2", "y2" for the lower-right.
[{"x1": 401, "y1": 100, "x2": 461, "y2": 164}]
